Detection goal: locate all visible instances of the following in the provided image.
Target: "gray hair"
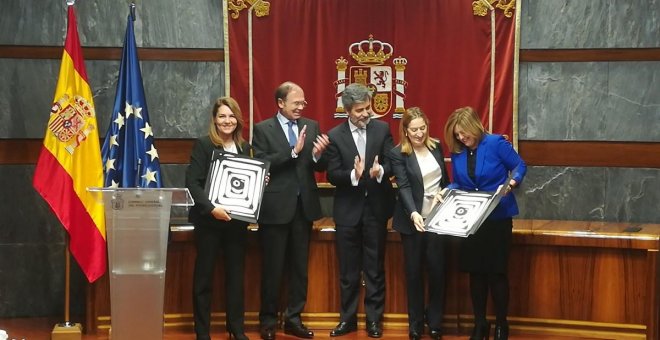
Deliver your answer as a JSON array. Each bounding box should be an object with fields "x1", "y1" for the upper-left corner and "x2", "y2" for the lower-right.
[{"x1": 341, "y1": 83, "x2": 371, "y2": 112}]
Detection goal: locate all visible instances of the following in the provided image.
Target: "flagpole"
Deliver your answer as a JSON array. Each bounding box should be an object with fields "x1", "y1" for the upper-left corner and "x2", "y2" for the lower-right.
[
  {"x1": 51, "y1": 1, "x2": 84, "y2": 338},
  {"x1": 64, "y1": 240, "x2": 71, "y2": 323},
  {"x1": 130, "y1": 2, "x2": 136, "y2": 21},
  {"x1": 52, "y1": 236, "x2": 83, "y2": 339}
]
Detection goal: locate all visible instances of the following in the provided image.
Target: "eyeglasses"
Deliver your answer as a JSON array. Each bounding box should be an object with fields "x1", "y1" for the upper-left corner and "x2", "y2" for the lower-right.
[{"x1": 290, "y1": 100, "x2": 308, "y2": 108}]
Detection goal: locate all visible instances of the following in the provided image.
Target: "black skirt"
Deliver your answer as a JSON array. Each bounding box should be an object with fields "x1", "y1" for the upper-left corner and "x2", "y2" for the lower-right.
[{"x1": 459, "y1": 218, "x2": 513, "y2": 274}]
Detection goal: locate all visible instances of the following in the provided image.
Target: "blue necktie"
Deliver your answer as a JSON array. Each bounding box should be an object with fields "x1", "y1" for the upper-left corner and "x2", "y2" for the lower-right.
[{"x1": 287, "y1": 120, "x2": 297, "y2": 148}]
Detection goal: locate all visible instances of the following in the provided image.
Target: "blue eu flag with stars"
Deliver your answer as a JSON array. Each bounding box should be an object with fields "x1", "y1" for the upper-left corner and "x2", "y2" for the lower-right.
[{"x1": 101, "y1": 12, "x2": 162, "y2": 188}]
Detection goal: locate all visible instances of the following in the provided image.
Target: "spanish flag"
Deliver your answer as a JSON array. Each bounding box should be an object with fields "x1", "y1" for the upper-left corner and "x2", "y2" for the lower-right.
[{"x1": 33, "y1": 5, "x2": 106, "y2": 283}]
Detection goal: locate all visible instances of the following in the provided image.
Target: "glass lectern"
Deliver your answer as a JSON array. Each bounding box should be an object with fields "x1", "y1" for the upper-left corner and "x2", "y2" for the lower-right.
[{"x1": 88, "y1": 187, "x2": 194, "y2": 340}]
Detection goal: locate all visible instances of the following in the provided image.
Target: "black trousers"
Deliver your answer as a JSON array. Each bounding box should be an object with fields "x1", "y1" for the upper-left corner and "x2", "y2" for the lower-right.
[
  {"x1": 192, "y1": 221, "x2": 248, "y2": 338},
  {"x1": 400, "y1": 231, "x2": 446, "y2": 332},
  {"x1": 258, "y1": 198, "x2": 312, "y2": 328},
  {"x1": 335, "y1": 203, "x2": 388, "y2": 324}
]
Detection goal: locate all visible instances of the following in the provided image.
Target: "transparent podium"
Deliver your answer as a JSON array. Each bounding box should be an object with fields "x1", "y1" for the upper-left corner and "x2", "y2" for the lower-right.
[{"x1": 88, "y1": 188, "x2": 194, "y2": 340}]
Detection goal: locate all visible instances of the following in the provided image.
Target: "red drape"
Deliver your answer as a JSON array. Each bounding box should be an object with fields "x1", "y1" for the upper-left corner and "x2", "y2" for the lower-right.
[{"x1": 228, "y1": 0, "x2": 516, "y2": 153}]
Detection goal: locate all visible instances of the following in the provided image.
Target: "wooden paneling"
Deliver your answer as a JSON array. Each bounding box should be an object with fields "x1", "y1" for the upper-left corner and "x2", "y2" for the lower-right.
[
  {"x1": 518, "y1": 140, "x2": 660, "y2": 168},
  {"x1": 0, "y1": 45, "x2": 223, "y2": 62},
  {"x1": 0, "y1": 138, "x2": 195, "y2": 165},
  {"x1": 520, "y1": 48, "x2": 660, "y2": 62},
  {"x1": 6, "y1": 46, "x2": 660, "y2": 63},
  {"x1": 87, "y1": 219, "x2": 660, "y2": 339},
  {"x1": 3, "y1": 139, "x2": 658, "y2": 168},
  {"x1": 0, "y1": 139, "x2": 44, "y2": 165}
]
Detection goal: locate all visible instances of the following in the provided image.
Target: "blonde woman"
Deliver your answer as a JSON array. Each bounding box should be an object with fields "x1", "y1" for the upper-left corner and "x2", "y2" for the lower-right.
[{"x1": 390, "y1": 107, "x2": 449, "y2": 340}]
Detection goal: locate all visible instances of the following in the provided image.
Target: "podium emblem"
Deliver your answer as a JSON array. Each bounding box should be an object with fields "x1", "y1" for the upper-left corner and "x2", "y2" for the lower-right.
[{"x1": 111, "y1": 196, "x2": 124, "y2": 210}]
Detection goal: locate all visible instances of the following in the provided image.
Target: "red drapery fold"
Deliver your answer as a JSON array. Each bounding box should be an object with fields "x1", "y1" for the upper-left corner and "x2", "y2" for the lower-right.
[{"x1": 228, "y1": 0, "x2": 516, "y2": 152}]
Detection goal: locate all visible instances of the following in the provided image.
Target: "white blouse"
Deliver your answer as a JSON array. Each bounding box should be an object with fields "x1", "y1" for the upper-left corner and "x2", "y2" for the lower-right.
[{"x1": 414, "y1": 150, "x2": 442, "y2": 218}]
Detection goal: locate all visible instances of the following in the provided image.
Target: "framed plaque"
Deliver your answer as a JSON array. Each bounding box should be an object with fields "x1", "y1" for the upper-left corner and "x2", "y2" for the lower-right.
[
  {"x1": 425, "y1": 183, "x2": 507, "y2": 237},
  {"x1": 204, "y1": 150, "x2": 270, "y2": 223}
]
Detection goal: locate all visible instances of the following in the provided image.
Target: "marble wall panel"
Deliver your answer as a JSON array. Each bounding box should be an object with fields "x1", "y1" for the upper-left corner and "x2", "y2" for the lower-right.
[
  {"x1": 0, "y1": 166, "x2": 64, "y2": 245},
  {"x1": 141, "y1": 61, "x2": 224, "y2": 138},
  {"x1": 0, "y1": 243, "x2": 65, "y2": 317},
  {"x1": 605, "y1": 62, "x2": 660, "y2": 140},
  {"x1": 1, "y1": 0, "x2": 223, "y2": 48},
  {"x1": 0, "y1": 59, "x2": 60, "y2": 138},
  {"x1": 521, "y1": 0, "x2": 660, "y2": 49},
  {"x1": 521, "y1": 0, "x2": 609, "y2": 49},
  {"x1": 0, "y1": 164, "x2": 185, "y2": 318},
  {"x1": 517, "y1": 166, "x2": 660, "y2": 223},
  {"x1": 0, "y1": 59, "x2": 223, "y2": 139},
  {"x1": 603, "y1": 168, "x2": 660, "y2": 223},
  {"x1": 161, "y1": 165, "x2": 190, "y2": 221},
  {"x1": 519, "y1": 61, "x2": 660, "y2": 141},
  {"x1": 608, "y1": 0, "x2": 660, "y2": 48}
]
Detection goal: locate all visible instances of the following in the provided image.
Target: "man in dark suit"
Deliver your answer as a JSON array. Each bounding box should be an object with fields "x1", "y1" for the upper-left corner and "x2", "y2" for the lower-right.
[
  {"x1": 325, "y1": 83, "x2": 395, "y2": 338},
  {"x1": 252, "y1": 81, "x2": 330, "y2": 340}
]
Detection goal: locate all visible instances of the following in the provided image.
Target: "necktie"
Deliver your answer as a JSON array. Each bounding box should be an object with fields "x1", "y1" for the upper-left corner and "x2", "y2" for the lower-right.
[
  {"x1": 287, "y1": 120, "x2": 297, "y2": 148},
  {"x1": 356, "y1": 128, "x2": 366, "y2": 160}
]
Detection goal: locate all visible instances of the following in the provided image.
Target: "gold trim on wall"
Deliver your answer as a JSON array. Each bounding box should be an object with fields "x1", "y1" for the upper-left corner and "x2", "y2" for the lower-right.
[
  {"x1": 473, "y1": 0, "x2": 516, "y2": 18},
  {"x1": 228, "y1": 0, "x2": 270, "y2": 19}
]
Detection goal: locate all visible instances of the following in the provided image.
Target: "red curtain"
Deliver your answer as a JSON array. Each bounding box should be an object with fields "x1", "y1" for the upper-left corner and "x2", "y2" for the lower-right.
[{"x1": 228, "y1": 0, "x2": 516, "y2": 150}]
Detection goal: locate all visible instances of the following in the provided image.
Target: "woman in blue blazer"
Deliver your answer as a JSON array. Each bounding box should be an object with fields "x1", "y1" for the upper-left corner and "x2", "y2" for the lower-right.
[
  {"x1": 391, "y1": 107, "x2": 450, "y2": 340},
  {"x1": 443, "y1": 107, "x2": 526, "y2": 340},
  {"x1": 186, "y1": 97, "x2": 252, "y2": 340}
]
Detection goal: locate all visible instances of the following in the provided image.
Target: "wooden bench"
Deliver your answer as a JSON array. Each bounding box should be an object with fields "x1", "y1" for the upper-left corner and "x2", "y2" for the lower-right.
[{"x1": 88, "y1": 219, "x2": 660, "y2": 339}]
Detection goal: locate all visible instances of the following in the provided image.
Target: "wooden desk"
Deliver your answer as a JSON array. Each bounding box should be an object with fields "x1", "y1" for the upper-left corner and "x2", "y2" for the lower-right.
[{"x1": 86, "y1": 219, "x2": 660, "y2": 339}]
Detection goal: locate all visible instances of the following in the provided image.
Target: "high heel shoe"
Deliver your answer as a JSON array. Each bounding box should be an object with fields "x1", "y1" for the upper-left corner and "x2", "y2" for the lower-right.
[
  {"x1": 228, "y1": 331, "x2": 249, "y2": 340},
  {"x1": 493, "y1": 324, "x2": 508, "y2": 340},
  {"x1": 469, "y1": 322, "x2": 491, "y2": 340}
]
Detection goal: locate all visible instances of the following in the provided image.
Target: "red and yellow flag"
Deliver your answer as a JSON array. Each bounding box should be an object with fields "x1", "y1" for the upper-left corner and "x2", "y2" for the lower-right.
[{"x1": 33, "y1": 5, "x2": 106, "y2": 283}]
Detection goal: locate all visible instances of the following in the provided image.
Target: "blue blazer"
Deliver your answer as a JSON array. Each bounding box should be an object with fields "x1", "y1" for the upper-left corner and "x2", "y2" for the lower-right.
[{"x1": 448, "y1": 134, "x2": 526, "y2": 220}]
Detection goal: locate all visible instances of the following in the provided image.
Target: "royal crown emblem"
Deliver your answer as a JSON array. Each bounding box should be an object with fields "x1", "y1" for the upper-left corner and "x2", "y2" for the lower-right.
[
  {"x1": 334, "y1": 34, "x2": 408, "y2": 119},
  {"x1": 48, "y1": 94, "x2": 97, "y2": 155}
]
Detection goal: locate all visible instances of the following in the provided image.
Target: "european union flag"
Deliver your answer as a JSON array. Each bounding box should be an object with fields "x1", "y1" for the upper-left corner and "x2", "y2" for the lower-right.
[{"x1": 102, "y1": 12, "x2": 162, "y2": 188}]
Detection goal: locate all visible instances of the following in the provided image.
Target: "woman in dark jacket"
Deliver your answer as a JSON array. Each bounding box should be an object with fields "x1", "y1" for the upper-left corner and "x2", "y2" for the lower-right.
[
  {"x1": 186, "y1": 96, "x2": 252, "y2": 340},
  {"x1": 390, "y1": 107, "x2": 450, "y2": 340}
]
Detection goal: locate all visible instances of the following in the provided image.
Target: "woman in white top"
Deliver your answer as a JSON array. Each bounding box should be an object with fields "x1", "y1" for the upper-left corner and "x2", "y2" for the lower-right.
[{"x1": 390, "y1": 107, "x2": 450, "y2": 340}]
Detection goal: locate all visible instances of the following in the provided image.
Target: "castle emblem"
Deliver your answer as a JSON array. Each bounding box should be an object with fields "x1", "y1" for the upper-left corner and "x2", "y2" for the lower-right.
[
  {"x1": 334, "y1": 34, "x2": 408, "y2": 119},
  {"x1": 48, "y1": 94, "x2": 97, "y2": 155}
]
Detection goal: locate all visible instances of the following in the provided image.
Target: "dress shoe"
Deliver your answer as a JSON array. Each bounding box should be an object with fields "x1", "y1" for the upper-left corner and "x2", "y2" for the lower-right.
[
  {"x1": 494, "y1": 324, "x2": 509, "y2": 340},
  {"x1": 329, "y1": 321, "x2": 357, "y2": 337},
  {"x1": 283, "y1": 322, "x2": 314, "y2": 339},
  {"x1": 260, "y1": 326, "x2": 276, "y2": 340},
  {"x1": 366, "y1": 321, "x2": 382, "y2": 338},
  {"x1": 469, "y1": 322, "x2": 491, "y2": 340},
  {"x1": 429, "y1": 328, "x2": 443, "y2": 340},
  {"x1": 408, "y1": 330, "x2": 422, "y2": 340},
  {"x1": 228, "y1": 332, "x2": 249, "y2": 340}
]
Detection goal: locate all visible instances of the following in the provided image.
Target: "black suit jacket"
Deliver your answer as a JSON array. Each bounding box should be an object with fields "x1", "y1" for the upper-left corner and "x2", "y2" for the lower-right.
[
  {"x1": 390, "y1": 143, "x2": 449, "y2": 235},
  {"x1": 326, "y1": 119, "x2": 395, "y2": 226},
  {"x1": 252, "y1": 115, "x2": 327, "y2": 224},
  {"x1": 185, "y1": 135, "x2": 253, "y2": 228}
]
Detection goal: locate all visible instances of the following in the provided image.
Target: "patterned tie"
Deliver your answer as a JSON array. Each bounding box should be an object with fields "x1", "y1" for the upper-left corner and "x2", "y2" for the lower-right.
[
  {"x1": 356, "y1": 128, "x2": 366, "y2": 160},
  {"x1": 287, "y1": 120, "x2": 297, "y2": 148}
]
